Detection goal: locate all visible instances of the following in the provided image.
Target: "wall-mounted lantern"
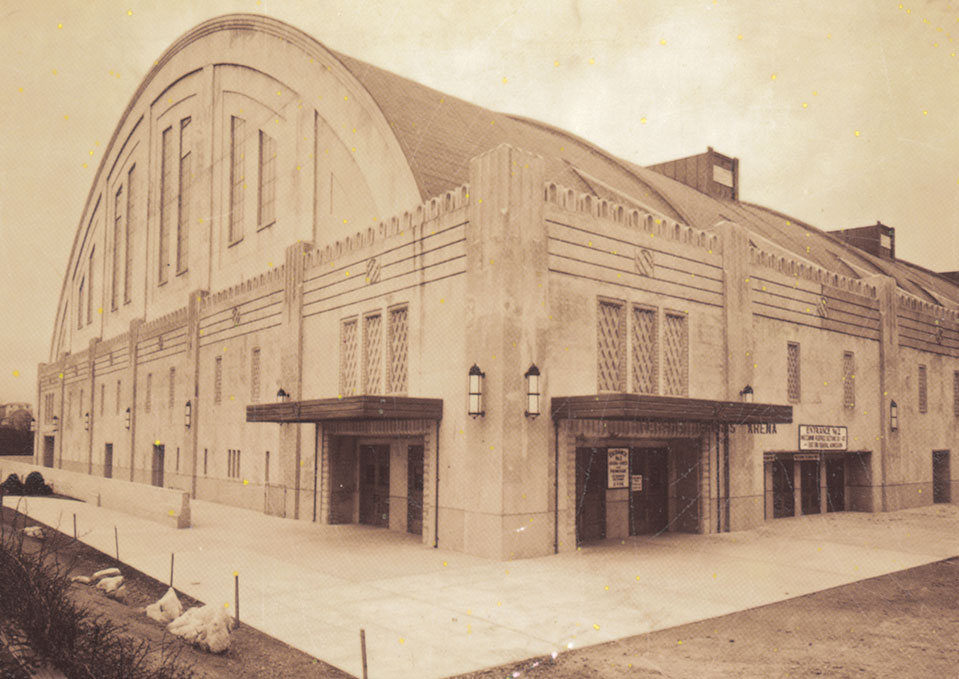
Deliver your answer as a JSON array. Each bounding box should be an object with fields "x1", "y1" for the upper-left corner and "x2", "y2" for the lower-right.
[
  {"x1": 84, "y1": 412, "x2": 90, "y2": 432},
  {"x1": 51, "y1": 415, "x2": 59, "y2": 433},
  {"x1": 524, "y1": 364, "x2": 541, "y2": 418},
  {"x1": 740, "y1": 385, "x2": 754, "y2": 403},
  {"x1": 276, "y1": 388, "x2": 290, "y2": 403},
  {"x1": 890, "y1": 400, "x2": 898, "y2": 432},
  {"x1": 468, "y1": 364, "x2": 485, "y2": 418},
  {"x1": 184, "y1": 400, "x2": 192, "y2": 429},
  {"x1": 124, "y1": 407, "x2": 131, "y2": 430}
]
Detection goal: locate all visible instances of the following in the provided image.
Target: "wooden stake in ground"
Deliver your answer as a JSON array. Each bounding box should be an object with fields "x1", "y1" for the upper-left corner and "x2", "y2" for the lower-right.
[
  {"x1": 360, "y1": 629, "x2": 368, "y2": 679},
  {"x1": 234, "y1": 572, "x2": 240, "y2": 628},
  {"x1": 170, "y1": 553, "x2": 175, "y2": 588},
  {"x1": 114, "y1": 526, "x2": 119, "y2": 561},
  {"x1": 72, "y1": 513, "x2": 76, "y2": 540}
]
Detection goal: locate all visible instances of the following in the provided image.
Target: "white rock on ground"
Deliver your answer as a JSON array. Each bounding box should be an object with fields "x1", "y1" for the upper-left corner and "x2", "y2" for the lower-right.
[
  {"x1": 92, "y1": 567, "x2": 121, "y2": 581},
  {"x1": 22, "y1": 526, "x2": 44, "y2": 539},
  {"x1": 96, "y1": 575, "x2": 124, "y2": 594},
  {"x1": 146, "y1": 587, "x2": 183, "y2": 624},
  {"x1": 167, "y1": 604, "x2": 235, "y2": 653},
  {"x1": 107, "y1": 585, "x2": 128, "y2": 603},
  {"x1": 70, "y1": 575, "x2": 92, "y2": 584}
]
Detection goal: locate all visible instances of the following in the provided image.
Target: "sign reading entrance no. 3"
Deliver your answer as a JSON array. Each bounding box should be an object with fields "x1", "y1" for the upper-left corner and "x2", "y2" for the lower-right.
[
  {"x1": 607, "y1": 448, "x2": 629, "y2": 489},
  {"x1": 798, "y1": 425, "x2": 848, "y2": 451}
]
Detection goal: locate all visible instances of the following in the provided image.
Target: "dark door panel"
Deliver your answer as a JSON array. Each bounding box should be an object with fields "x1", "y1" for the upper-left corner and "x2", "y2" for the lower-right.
[
  {"x1": 359, "y1": 445, "x2": 390, "y2": 527},
  {"x1": 407, "y1": 444, "x2": 424, "y2": 535},
  {"x1": 576, "y1": 448, "x2": 606, "y2": 543}
]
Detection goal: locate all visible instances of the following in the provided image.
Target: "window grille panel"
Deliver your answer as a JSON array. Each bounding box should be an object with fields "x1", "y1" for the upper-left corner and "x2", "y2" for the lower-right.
[
  {"x1": 112, "y1": 186, "x2": 123, "y2": 310},
  {"x1": 214, "y1": 357, "x2": 222, "y2": 405},
  {"x1": 258, "y1": 130, "x2": 276, "y2": 227},
  {"x1": 364, "y1": 314, "x2": 383, "y2": 394},
  {"x1": 168, "y1": 367, "x2": 176, "y2": 409},
  {"x1": 597, "y1": 301, "x2": 625, "y2": 392},
  {"x1": 388, "y1": 307, "x2": 409, "y2": 393},
  {"x1": 663, "y1": 313, "x2": 689, "y2": 397},
  {"x1": 631, "y1": 306, "x2": 658, "y2": 394},
  {"x1": 229, "y1": 117, "x2": 245, "y2": 242},
  {"x1": 340, "y1": 319, "x2": 359, "y2": 396},
  {"x1": 919, "y1": 364, "x2": 928, "y2": 413},
  {"x1": 953, "y1": 371, "x2": 959, "y2": 418},
  {"x1": 251, "y1": 347, "x2": 261, "y2": 403},
  {"x1": 787, "y1": 342, "x2": 801, "y2": 402},
  {"x1": 843, "y1": 352, "x2": 855, "y2": 408}
]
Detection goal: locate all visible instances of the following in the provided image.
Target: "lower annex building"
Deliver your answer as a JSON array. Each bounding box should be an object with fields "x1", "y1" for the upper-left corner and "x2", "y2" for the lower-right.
[{"x1": 36, "y1": 14, "x2": 958, "y2": 559}]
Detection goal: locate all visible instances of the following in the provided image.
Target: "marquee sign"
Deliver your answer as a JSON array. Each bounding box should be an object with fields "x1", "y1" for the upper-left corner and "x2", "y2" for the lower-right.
[{"x1": 798, "y1": 424, "x2": 847, "y2": 451}]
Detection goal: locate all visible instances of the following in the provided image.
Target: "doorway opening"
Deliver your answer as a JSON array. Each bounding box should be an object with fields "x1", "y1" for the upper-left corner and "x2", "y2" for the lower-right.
[
  {"x1": 629, "y1": 448, "x2": 668, "y2": 535},
  {"x1": 407, "y1": 444, "x2": 424, "y2": 535},
  {"x1": 358, "y1": 444, "x2": 390, "y2": 527},
  {"x1": 772, "y1": 458, "x2": 795, "y2": 518},
  {"x1": 575, "y1": 447, "x2": 607, "y2": 544},
  {"x1": 933, "y1": 450, "x2": 951, "y2": 504},
  {"x1": 825, "y1": 456, "x2": 845, "y2": 511},
  {"x1": 104, "y1": 443, "x2": 113, "y2": 479},
  {"x1": 800, "y1": 459, "x2": 821, "y2": 515},
  {"x1": 151, "y1": 444, "x2": 165, "y2": 487},
  {"x1": 43, "y1": 436, "x2": 55, "y2": 468}
]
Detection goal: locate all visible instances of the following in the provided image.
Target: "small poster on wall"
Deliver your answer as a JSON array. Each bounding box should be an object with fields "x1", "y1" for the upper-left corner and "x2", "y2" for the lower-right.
[
  {"x1": 631, "y1": 474, "x2": 644, "y2": 492},
  {"x1": 607, "y1": 448, "x2": 629, "y2": 488}
]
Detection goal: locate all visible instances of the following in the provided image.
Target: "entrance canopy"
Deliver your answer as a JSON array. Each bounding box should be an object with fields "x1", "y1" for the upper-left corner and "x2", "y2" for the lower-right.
[
  {"x1": 247, "y1": 395, "x2": 443, "y2": 423},
  {"x1": 551, "y1": 394, "x2": 792, "y2": 425}
]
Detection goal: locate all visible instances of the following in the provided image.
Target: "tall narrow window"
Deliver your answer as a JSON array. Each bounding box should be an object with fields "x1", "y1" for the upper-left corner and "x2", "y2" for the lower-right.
[
  {"x1": 918, "y1": 364, "x2": 928, "y2": 414},
  {"x1": 176, "y1": 117, "x2": 191, "y2": 273},
  {"x1": 168, "y1": 367, "x2": 176, "y2": 409},
  {"x1": 258, "y1": 130, "x2": 276, "y2": 228},
  {"x1": 663, "y1": 312, "x2": 689, "y2": 397},
  {"x1": 388, "y1": 306, "x2": 409, "y2": 394},
  {"x1": 124, "y1": 165, "x2": 136, "y2": 303},
  {"x1": 631, "y1": 306, "x2": 658, "y2": 394},
  {"x1": 159, "y1": 126, "x2": 174, "y2": 284},
  {"x1": 250, "y1": 347, "x2": 261, "y2": 403},
  {"x1": 340, "y1": 318, "x2": 358, "y2": 396},
  {"x1": 597, "y1": 300, "x2": 626, "y2": 392},
  {"x1": 787, "y1": 342, "x2": 801, "y2": 403},
  {"x1": 203, "y1": 448, "x2": 208, "y2": 475},
  {"x1": 79, "y1": 389, "x2": 84, "y2": 421},
  {"x1": 116, "y1": 379, "x2": 121, "y2": 416},
  {"x1": 214, "y1": 357, "x2": 223, "y2": 405},
  {"x1": 77, "y1": 277, "x2": 85, "y2": 329},
  {"x1": 265, "y1": 451, "x2": 270, "y2": 484},
  {"x1": 100, "y1": 383, "x2": 105, "y2": 417},
  {"x1": 843, "y1": 351, "x2": 855, "y2": 408},
  {"x1": 953, "y1": 371, "x2": 959, "y2": 418},
  {"x1": 112, "y1": 186, "x2": 123, "y2": 310},
  {"x1": 145, "y1": 373, "x2": 152, "y2": 413},
  {"x1": 87, "y1": 247, "x2": 95, "y2": 325},
  {"x1": 229, "y1": 116, "x2": 245, "y2": 242},
  {"x1": 364, "y1": 313, "x2": 382, "y2": 394}
]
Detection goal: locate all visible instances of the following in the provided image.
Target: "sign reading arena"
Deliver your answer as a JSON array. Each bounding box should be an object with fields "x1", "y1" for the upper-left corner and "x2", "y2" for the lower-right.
[{"x1": 798, "y1": 425, "x2": 848, "y2": 451}]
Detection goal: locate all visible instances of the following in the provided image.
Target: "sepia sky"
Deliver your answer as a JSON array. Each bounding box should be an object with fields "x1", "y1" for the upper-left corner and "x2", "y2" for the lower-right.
[{"x1": 1, "y1": 0, "x2": 958, "y2": 405}]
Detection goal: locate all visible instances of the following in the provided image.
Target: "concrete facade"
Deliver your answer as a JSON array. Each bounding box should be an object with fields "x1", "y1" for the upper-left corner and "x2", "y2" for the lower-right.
[{"x1": 37, "y1": 14, "x2": 959, "y2": 560}]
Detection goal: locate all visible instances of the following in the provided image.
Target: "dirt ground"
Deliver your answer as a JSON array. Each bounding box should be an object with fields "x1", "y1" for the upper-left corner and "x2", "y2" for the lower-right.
[
  {"x1": 452, "y1": 558, "x2": 959, "y2": 679},
  {"x1": 1, "y1": 506, "x2": 353, "y2": 679}
]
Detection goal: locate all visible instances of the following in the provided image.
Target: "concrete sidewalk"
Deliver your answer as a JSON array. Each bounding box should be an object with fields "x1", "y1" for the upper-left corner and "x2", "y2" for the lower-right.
[{"x1": 9, "y1": 494, "x2": 959, "y2": 679}]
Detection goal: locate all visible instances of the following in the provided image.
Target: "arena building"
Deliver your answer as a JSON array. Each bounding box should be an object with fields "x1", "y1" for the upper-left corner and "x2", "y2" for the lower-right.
[{"x1": 36, "y1": 14, "x2": 958, "y2": 559}]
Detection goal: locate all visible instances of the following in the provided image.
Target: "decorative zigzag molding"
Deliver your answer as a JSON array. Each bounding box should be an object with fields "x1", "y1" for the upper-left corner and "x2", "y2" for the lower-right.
[{"x1": 749, "y1": 246, "x2": 878, "y2": 298}]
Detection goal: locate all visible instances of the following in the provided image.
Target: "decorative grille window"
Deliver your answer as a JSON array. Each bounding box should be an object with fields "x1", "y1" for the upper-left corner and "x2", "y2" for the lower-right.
[
  {"x1": 176, "y1": 118, "x2": 191, "y2": 273},
  {"x1": 953, "y1": 371, "x2": 959, "y2": 418},
  {"x1": 168, "y1": 367, "x2": 176, "y2": 409},
  {"x1": 145, "y1": 374, "x2": 152, "y2": 413},
  {"x1": 214, "y1": 357, "x2": 222, "y2": 405},
  {"x1": 45, "y1": 393, "x2": 55, "y2": 423},
  {"x1": 787, "y1": 342, "x2": 801, "y2": 403},
  {"x1": 258, "y1": 130, "x2": 276, "y2": 228},
  {"x1": 663, "y1": 312, "x2": 689, "y2": 397},
  {"x1": 100, "y1": 383, "x2": 105, "y2": 417},
  {"x1": 364, "y1": 313, "x2": 383, "y2": 394},
  {"x1": 112, "y1": 186, "x2": 123, "y2": 310},
  {"x1": 340, "y1": 318, "x2": 359, "y2": 396},
  {"x1": 159, "y1": 126, "x2": 174, "y2": 283},
  {"x1": 116, "y1": 380, "x2": 121, "y2": 415},
  {"x1": 843, "y1": 351, "x2": 855, "y2": 408},
  {"x1": 124, "y1": 165, "x2": 136, "y2": 304},
  {"x1": 631, "y1": 306, "x2": 658, "y2": 394},
  {"x1": 597, "y1": 300, "x2": 626, "y2": 392},
  {"x1": 250, "y1": 347, "x2": 261, "y2": 403},
  {"x1": 388, "y1": 306, "x2": 409, "y2": 394},
  {"x1": 229, "y1": 117, "x2": 245, "y2": 242},
  {"x1": 227, "y1": 449, "x2": 241, "y2": 479},
  {"x1": 918, "y1": 364, "x2": 928, "y2": 414}
]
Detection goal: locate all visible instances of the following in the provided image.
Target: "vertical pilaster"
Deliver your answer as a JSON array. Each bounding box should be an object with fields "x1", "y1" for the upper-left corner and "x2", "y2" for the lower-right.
[
  {"x1": 464, "y1": 144, "x2": 548, "y2": 559},
  {"x1": 87, "y1": 338, "x2": 98, "y2": 474},
  {"x1": 127, "y1": 319, "x2": 143, "y2": 481},
  {"x1": 872, "y1": 275, "x2": 901, "y2": 511},
  {"x1": 186, "y1": 290, "x2": 207, "y2": 498}
]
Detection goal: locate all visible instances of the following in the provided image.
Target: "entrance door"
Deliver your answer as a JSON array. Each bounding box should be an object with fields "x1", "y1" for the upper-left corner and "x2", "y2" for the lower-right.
[
  {"x1": 42, "y1": 436, "x2": 55, "y2": 468},
  {"x1": 575, "y1": 448, "x2": 607, "y2": 543},
  {"x1": 151, "y1": 444, "x2": 164, "y2": 487},
  {"x1": 629, "y1": 448, "x2": 669, "y2": 535},
  {"x1": 933, "y1": 450, "x2": 951, "y2": 503},
  {"x1": 800, "y1": 460, "x2": 821, "y2": 515},
  {"x1": 407, "y1": 444, "x2": 424, "y2": 535},
  {"x1": 772, "y1": 458, "x2": 795, "y2": 518},
  {"x1": 359, "y1": 445, "x2": 390, "y2": 527},
  {"x1": 104, "y1": 443, "x2": 113, "y2": 479},
  {"x1": 825, "y1": 457, "x2": 845, "y2": 512}
]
